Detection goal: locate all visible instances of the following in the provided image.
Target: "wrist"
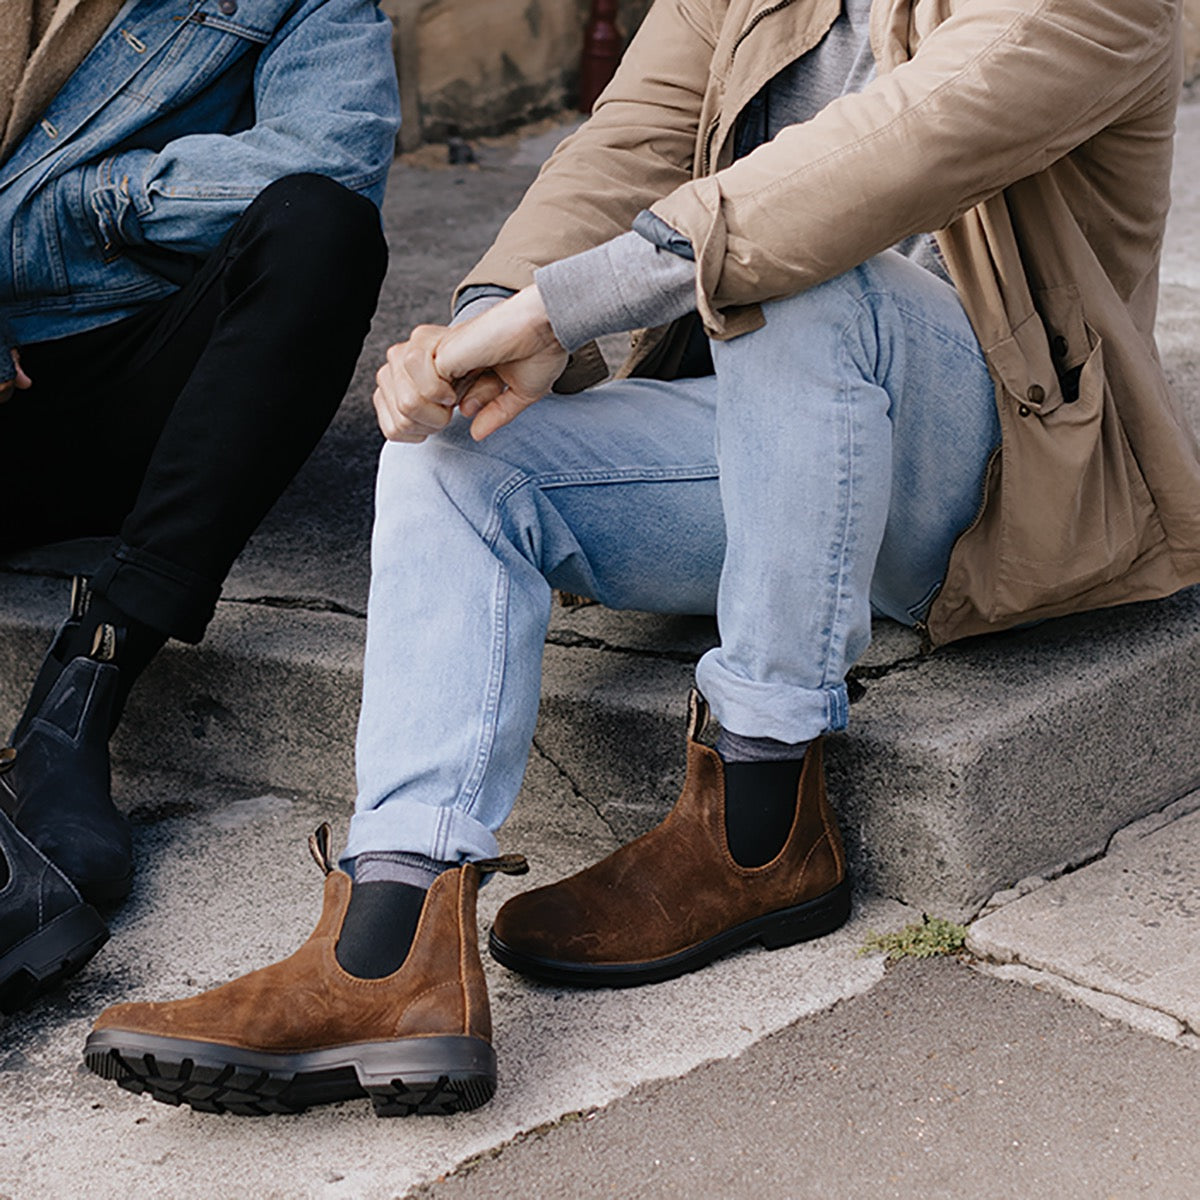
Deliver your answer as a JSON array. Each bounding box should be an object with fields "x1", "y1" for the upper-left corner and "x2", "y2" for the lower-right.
[{"x1": 513, "y1": 285, "x2": 560, "y2": 349}]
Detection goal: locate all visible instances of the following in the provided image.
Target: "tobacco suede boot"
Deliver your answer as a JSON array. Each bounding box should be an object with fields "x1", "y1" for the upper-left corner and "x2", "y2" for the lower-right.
[
  {"x1": 0, "y1": 797, "x2": 109, "y2": 1015},
  {"x1": 83, "y1": 825, "x2": 527, "y2": 1117},
  {"x1": 1, "y1": 618, "x2": 133, "y2": 907},
  {"x1": 489, "y1": 690, "x2": 851, "y2": 987}
]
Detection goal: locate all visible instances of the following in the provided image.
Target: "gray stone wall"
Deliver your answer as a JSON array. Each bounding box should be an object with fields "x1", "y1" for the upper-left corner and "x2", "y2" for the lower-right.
[
  {"x1": 385, "y1": 0, "x2": 652, "y2": 141},
  {"x1": 391, "y1": 0, "x2": 1198, "y2": 144}
]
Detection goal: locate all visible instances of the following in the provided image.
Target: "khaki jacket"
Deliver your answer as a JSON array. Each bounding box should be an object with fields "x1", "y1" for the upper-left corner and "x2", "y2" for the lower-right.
[{"x1": 460, "y1": 0, "x2": 1200, "y2": 644}]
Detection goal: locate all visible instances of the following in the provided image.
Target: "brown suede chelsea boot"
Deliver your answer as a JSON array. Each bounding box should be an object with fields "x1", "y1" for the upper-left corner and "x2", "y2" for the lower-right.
[
  {"x1": 489, "y1": 690, "x2": 850, "y2": 987},
  {"x1": 83, "y1": 825, "x2": 527, "y2": 1116}
]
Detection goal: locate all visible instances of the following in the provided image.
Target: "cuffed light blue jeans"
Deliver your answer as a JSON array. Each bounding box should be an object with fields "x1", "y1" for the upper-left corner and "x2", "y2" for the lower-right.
[{"x1": 343, "y1": 251, "x2": 999, "y2": 866}]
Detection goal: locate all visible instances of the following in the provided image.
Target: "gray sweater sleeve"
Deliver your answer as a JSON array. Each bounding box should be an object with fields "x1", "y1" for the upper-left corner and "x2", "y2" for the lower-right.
[{"x1": 533, "y1": 219, "x2": 697, "y2": 353}]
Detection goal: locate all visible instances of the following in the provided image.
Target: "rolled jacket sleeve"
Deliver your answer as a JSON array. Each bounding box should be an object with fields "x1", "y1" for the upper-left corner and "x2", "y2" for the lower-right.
[
  {"x1": 649, "y1": 0, "x2": 1177, "y2": 335},
  {"x1": 455, "y1": 0, "x2": 714, "y2": 308}
]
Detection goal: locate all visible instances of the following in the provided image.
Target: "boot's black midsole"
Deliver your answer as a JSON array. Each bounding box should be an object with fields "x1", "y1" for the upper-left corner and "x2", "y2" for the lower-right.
[
  {"x1": 489, "y1": 877, "x2": 852, "y2": 988},
  {"x1": 83, "y1": 1029, "x2": 497, "y2": 1093}
]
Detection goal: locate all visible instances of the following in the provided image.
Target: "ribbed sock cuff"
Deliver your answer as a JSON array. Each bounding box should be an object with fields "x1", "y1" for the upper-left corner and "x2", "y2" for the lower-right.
[
  {"x1": 716, "y1": 728, "x2": 810, "y2": 764},
  {"x1": 352, "y1": 850, "x2": 456, "y2": 891}
]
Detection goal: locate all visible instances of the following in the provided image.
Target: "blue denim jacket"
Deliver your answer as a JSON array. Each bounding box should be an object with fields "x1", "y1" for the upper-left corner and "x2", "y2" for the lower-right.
[{"x1": 0, "y1": 0, "x2": 400, "y2": 383}]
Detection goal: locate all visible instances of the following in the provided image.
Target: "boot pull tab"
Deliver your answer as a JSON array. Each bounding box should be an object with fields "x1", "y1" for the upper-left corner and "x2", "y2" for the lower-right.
[
  {"x1": 90, "y1": 623, "x2": 118, "y2": 663},
  {"x1": 473, "y1": 853, "x2": 529, "y2": 876},
  {"x1": 69, "y1": 575, "x2": 92, "y2": 621},
  {"x1": 686, "y1": 687, "x2": 710, "y2": 743},
  {"x1": 308, "y1": 822, "x2": 335, "y2": 875}
]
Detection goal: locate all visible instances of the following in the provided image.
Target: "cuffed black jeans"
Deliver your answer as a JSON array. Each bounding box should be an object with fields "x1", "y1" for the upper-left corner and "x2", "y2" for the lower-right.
[{"x1": 1, "y1": 173, "x2": 387, "y2": 641}]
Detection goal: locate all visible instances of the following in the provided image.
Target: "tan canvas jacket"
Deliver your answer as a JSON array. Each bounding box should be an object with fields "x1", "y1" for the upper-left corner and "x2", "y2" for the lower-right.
[{"x1": 459, "y1": 0, "x2": 1200, "y2": 645}]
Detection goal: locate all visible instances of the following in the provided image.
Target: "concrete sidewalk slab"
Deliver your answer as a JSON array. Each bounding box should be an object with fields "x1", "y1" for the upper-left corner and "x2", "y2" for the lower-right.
[
  {"x1": 411, "y1": 958, "x2": 1200, "y2": 1200},
  {"x1": 0, "y1": 763, "x2": 912, "y2": 1200},
  {"x1": 967, "y1": 793, "x2": 1200, "y2": 1046}
]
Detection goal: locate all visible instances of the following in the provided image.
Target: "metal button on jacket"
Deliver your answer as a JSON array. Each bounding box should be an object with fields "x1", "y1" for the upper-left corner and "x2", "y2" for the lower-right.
[{"x1": 218, "y1": 0, "x2": 238, "y2": 14}]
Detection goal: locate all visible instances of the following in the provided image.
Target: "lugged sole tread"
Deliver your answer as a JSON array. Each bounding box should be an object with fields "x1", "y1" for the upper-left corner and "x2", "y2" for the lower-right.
[{"x1": 84, "y1": 1041, "x2": 496, "y2": 1119}]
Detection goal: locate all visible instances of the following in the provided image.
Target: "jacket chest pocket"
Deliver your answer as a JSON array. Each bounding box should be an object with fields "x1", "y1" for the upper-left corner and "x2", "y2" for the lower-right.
[{"x1": 124, "y1": 8, "x2": 273, "y2": 112}]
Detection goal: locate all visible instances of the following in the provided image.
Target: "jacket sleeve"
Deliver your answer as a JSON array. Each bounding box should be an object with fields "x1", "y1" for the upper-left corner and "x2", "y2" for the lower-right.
[
  {"x1": 85, "y1": 0, "x2": 399, "y2": 258},
  {"x1": 454, "y1": 0, "x2": 715, "y2": 306},
  {"x1": 650, "y1": 0, "x2": 1178, "y2": 334}
]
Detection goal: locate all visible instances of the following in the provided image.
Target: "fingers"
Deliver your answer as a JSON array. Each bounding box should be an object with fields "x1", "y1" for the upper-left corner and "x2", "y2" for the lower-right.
[
  {"x1": 458, "y1": 372, "x2": 507, "y2": 419},
  {"x1": 469, "y1": 386, "x2": 540, "y2": 441},
  {"x1": 373, "y1": 325, "x2": 458, "y2": 442}
]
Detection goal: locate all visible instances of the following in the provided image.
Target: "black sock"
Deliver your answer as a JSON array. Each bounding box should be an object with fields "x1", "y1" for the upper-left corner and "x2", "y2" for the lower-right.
[
  {"x1": 719, "y1": 731, "x2": 810, "y2": 869},
  {"x1": 335, "y1": 880, "x2": 428, "y2": 979}
]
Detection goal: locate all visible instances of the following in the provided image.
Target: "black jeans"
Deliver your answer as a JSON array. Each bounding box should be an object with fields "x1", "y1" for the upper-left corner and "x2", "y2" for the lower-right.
[{"x1": 1, "y1": 174, "x2": 387, "y2": 641}]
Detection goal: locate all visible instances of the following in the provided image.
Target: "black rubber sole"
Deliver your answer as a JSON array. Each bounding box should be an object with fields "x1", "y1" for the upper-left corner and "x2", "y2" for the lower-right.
[
  {"x1": 83, "y1": 1030, "x2": 498, "y2": 1117},
  {"x1": 489, "y1": 876, "x2": 853, "y2": 988},
  {"x1": 0, "y1": 903, "x2": 109, "y2": 1015}
]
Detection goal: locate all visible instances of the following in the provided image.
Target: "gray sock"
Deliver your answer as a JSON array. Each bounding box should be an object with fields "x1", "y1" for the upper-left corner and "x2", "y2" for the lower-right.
[
  {"x1": 716, "y1": 729, "x2": 810, "y2": 764},
  {"x1": 352, "y1": 850, "x2": 455, "y2": 891}
]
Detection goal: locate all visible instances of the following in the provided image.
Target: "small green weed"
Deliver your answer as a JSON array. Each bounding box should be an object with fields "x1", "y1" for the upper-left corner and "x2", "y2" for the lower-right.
[{"x1": 859, "y1": 914, "x2": 969, "y2": 961}]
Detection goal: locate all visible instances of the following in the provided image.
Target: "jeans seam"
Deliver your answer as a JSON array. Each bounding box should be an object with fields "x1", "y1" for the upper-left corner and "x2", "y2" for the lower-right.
[
  {"x1": 817, "y1": 310, "x2": 863, "y2": 693},
  {"x1": 857, "y1": 286, "x2": 986, "y2": 364},
  {"x1": 496, "y1": 463, "x2": 720, "y2": 497},
  {"x1": 452, "y1": 555, "x2": 510, "y2": 838}
]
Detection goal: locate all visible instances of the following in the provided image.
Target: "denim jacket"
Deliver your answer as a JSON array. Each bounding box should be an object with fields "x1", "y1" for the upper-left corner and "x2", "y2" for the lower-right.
[{"x1": 0, "y1": 0, "x2": 400, "y2": 384}]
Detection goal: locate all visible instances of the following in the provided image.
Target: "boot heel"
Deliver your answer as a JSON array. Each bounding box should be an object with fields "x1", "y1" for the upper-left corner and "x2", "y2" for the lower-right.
[
  {"x1": 356, "y1": 1035, "x2": 498, "y2": 1118},
  {"x1": 366, "y1": 1073, "x2": 496, "y2": 1117},
  {"x1": 758, "y1": 878, "x2": 852, "y2": 950}
]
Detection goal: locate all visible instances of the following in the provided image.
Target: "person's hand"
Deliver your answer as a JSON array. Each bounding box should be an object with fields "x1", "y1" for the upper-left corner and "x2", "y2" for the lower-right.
[
  {"x1": 434, "y1": 285, "x2": 568, "y2": 440},
  {"x1": 373, "y1": 323, "x2": 501, "y2": 443},
  {"x1": 0, "y1": 350, "x2": 32, "y2": 404}
]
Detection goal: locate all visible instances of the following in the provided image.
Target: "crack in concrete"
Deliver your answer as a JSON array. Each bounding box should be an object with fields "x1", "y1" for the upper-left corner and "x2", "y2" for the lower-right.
[
  {"x1": 531, "y1": 733, "x2": 619, "y2": 843},
  {"x1": 544, "y1": 629, "x2": 702, "y2": 663},
  {"x1": 846, "y1": 651, "x2": 928, "y2": 684},
  {"x1": 221, "y1": 595, "x2": 367, "y2": 619}
]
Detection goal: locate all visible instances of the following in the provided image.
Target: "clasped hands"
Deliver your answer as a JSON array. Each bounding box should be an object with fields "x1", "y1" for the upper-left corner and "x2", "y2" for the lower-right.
[{"x1": 374, "y1": 285, "x2": 567, "y2": 444}]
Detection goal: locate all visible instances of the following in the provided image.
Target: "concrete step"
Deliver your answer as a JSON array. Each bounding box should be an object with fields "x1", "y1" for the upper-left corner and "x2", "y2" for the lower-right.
[{"x1": 3, "y1": 568, "x2": 1199, "y2": 921}]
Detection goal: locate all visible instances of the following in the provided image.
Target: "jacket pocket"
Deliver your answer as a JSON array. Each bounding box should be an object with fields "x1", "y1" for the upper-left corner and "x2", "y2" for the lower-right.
[
  {"x1": 989, "y1": 313, "x2": 1157, "y2": 617},
  {"x1": 124, "y1": 9, "x2": 271, "y2": 114}
]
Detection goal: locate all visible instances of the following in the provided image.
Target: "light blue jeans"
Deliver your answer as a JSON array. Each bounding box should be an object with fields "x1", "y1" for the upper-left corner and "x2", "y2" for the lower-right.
[{"x1": 344, "y1": 251, "x2": 999, "y2": 866}]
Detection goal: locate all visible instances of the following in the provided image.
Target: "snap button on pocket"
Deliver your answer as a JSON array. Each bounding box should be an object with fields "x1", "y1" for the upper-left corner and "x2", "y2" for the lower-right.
[
  {"x1": 1018, "y1": 405, "x2": 1031, "y2": 418},
  {"x1": 1026, "y1": 384, "x2": 1045, "y2": 405},
  {"x1": 218, "y1": 0, "x2": 238, "y2": 12}
]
